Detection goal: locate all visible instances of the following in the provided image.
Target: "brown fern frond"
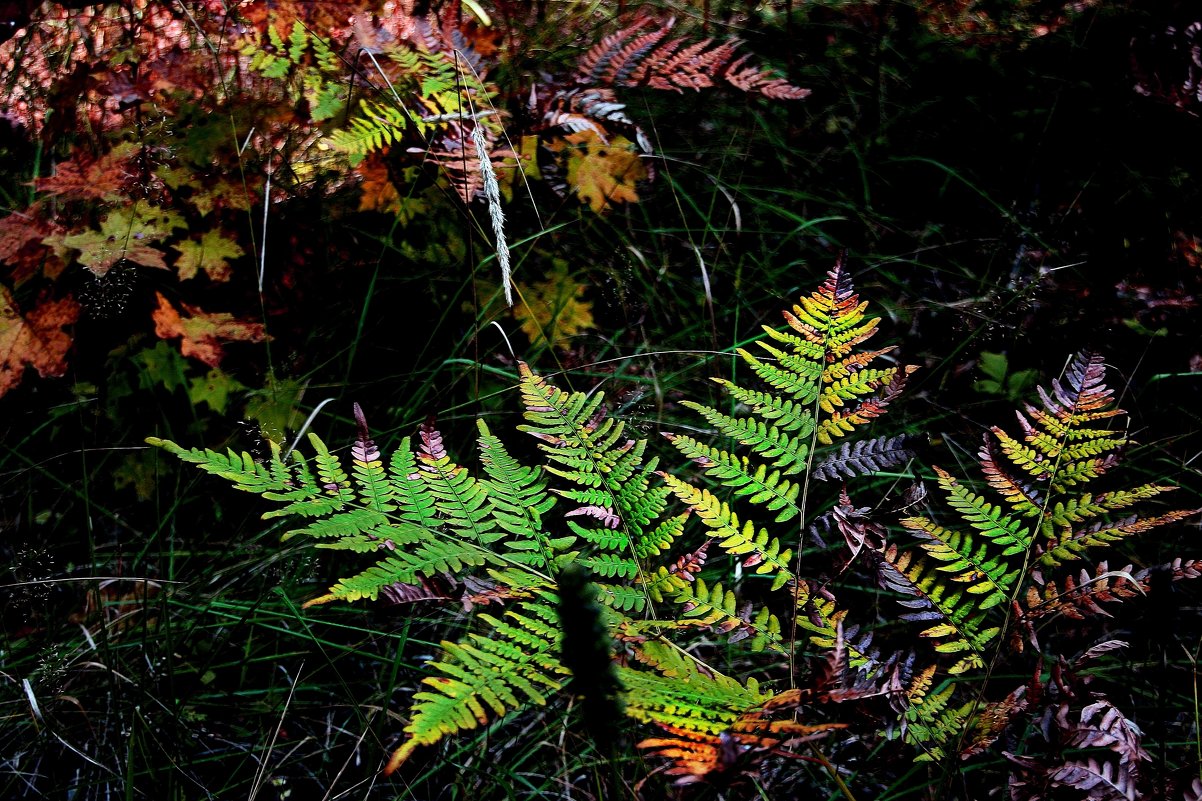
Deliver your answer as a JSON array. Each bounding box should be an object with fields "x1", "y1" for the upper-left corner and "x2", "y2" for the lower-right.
[
  {"x1": 534, "y1": 86, "x2": 648, "y2": 149},
  {"x1": 724, "y1": 53, "x2": 812, "y2": 99},
  {"x1": 1013, "y1": 559, "x2": 1202, "y2": 651},
  {"x1": 576, "y1": 15, "x2": 808, "y2": 99},
  {"x1": 578, "y1": 16, "x2": 657, "y2": 83}
]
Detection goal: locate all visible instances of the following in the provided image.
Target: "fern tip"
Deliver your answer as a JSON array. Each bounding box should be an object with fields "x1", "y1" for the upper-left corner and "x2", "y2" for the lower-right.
[
  {"x1": 382, "y1": 742, "x2": 415, "y2": 775},
  {"x1": 302, "y1": 593, "x2": 337, "y2": 608}
]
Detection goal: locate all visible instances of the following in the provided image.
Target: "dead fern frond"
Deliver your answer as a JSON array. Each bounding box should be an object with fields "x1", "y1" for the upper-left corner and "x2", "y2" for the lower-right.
[{"x1": 577, "y1": 14, "x2": 809, "y2": 99}]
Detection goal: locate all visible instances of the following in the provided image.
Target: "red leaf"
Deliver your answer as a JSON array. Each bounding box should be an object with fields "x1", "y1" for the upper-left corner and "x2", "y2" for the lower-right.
[{"x1": 35, "y1": 144, "x2": 136, "y2": 200}]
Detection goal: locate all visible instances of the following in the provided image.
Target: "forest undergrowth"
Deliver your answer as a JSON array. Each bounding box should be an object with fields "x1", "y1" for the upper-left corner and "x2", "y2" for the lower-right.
[{"x1": 2, "y1": 1, "x2": 1202, "y2": 800}]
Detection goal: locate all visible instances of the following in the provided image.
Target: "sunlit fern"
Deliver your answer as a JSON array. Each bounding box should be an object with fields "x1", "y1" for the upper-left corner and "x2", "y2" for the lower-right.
[{"x1": 874, "y1": 350, "x2": 1201, "y2": 757}]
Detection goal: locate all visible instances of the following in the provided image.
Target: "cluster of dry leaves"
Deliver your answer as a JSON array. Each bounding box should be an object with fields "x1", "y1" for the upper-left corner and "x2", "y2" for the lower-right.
[{"x1": 0, "y1": 0, "x2": 814, "y2": 398}]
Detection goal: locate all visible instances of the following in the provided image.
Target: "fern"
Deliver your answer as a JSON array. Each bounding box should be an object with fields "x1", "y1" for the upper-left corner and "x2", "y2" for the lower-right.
[
  {"x1": 326, "y1": 99, "x2": 411, "y2": 158},
  {"x1": 148, "y1": 261, "x2": 1199, "y2": 789},
  {"x1": 239, "y1": 20, "x2": 349, "y2": 122},
  {"x1": 896, "y1": 664, "x2": 973, "y2": 762},
  {"x1": 150, "y1": 361, "x2": 728, "y2": 774},
  {"x1": 578, "y1": 14, "x2": 810, "y2": 100},
  {"x1": 883, "y1": 353, "x2": 1198, "y2": 664},
  {"x1": 663, "y1": 257, "x2": 916, "y2": 595},
  {"x1": 386, "y1": 597, "x2": 570, "y2": 772},
  {"x1": 875, "y1": 351, "x2": 1200, "y2": 757}
]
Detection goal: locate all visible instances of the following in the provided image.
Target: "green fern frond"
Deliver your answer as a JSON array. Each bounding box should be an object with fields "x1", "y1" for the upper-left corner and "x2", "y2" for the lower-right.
[
  {"x1": 665, "y1": 433, "x2": 802, "y2": 522},
  {"x1": 578, "y1": 552, "x2": 639, "y2": 579},
  {"x1": 620, "y1": 659, "x2": 768, "y2": 736},
  {"x1": 386, "y1": 601, "x2": 569, "y2": 773},
  {"x1": 877, "y1": 544, "x2": 996, "y2": 674},
  {"x1": 387, "y1": 47, "x2": 462, "y2": 97},
  {"x1": 680, "y1": 401, "x2": 811, "y2": 475},
  {"x1": 415, "y1": 423, "x2": 500, "y2": 546},
  {"x1": 657, "y1": 474, "x2": 794, "y2": 591},
  {"x1": 309, "y1": 540, "x2": 498, "y2": 606},
  {"x1": 670, "y1": 577, "x2": 784, "y2": 652},
  {"x1": 477, "y1": 419, "x2": 566, "y2": 570},
  {"x1": 595, "y1": 582, "x2": 649, "y2": 613},
  {"x1": 517, "y1": 362, "x2": 662, "y2": 549},
  {"x1": 614, "y1": 463, "x2": 672, "y2": 533},
  {"x1": 350, "y1": 403, "x2": 395, "y2": 512},
  {"x1": 634, "y1": 512, "x2": 690, "y2": 558},
  {"x1": 901, "y1": 665, "x2": 972, "y2": 761},
  {"x1": 928, "y1": 466, "x2": 1033, "y2": 557},
  {"x1": 145, "y1": 436, "x2": 347, "y2": 519},
  {"x1": 712, "y1": 380, "x2": 816, "y2": 432},
  {"x1": 292, "y1": 510, "x2": 429, "y2": 553},
  {"x1": 146, "y1": 436, "x2": 296, "y2": 496},
  {"x1": 240, "y1": 21, "x2": 349, "y2": 123},
  {"x1": 327, "y1": 100, "x2": 409, "y2": 156}
]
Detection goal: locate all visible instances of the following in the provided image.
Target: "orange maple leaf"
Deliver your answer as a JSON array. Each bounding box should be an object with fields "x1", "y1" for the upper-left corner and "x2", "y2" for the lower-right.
[
  {"x1": 0, "y1": 287, "x2": 80, "y2": 398},
  {"x1": 356, "y1": 155, "x2": 401, "y2": 214},
  {"x1": 152, "y1": 292, "x2": 269, "y2": 367}
]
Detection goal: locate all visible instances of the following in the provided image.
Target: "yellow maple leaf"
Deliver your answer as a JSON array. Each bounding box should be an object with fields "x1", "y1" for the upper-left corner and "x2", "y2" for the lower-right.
[
  {"x1": 560, "y1": 131, "x2": 647, "y2": 214},
  {"x1": 512, "y1": 261, "x2": 596, "y2": 347},
  {"x1": 173, "y1": 229, "x2": 244, "y2": 281},
  {"x1": 55, "y1": 205, "x2": 185, "y2": 277}
]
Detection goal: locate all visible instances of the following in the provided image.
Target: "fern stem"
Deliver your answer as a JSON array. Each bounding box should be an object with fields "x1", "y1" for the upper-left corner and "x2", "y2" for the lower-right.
[{"x1": 808, "y1": 741, "x2": 858, "y2": 801}]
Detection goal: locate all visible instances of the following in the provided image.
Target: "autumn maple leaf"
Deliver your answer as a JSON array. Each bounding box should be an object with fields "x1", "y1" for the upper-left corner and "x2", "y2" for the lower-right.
[
  {"x1": 34, "y1": 143, "x2": 137, "y2": 201},
  {"x1": 0, "y1": 288, "x2": 80, "y2": 398},
  {"x1": 0, "y1": 210, "x2": 63, "y2": 285},
  {"x1": 173, "y1": 229, "x2": 244, "y2": 281},
  {"x1": 152, "y1": 292, "x2": 269, "y2": 367},
  {"x1": 51, "y1": 205, "x2": 184, "y2": 277},
  {"x1": 555, "y1": 131, "x2": 647, "y2": 214}
]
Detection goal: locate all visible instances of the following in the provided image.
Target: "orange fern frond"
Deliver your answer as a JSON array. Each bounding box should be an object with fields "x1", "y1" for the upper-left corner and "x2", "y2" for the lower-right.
[{"x1": 577, "y1": 15, "x2": 809, "y2": 99}]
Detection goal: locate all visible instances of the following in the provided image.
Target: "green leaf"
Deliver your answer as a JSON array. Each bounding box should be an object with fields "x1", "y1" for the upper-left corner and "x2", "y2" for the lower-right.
[
  {"x1": 187, "y1": 368, "x2": 246, "y2": 413},
  {"x1": 135, "y1": 340, "x2": 189, "y2": 393}
]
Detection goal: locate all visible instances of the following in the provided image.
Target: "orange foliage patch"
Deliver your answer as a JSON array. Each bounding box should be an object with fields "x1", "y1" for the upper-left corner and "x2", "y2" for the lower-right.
[
  {"x1": 0, "y1": 288, "x2": 80, "y2": 397},
  {"x1": 152, "y1": 292, "x2": 269, "y2": 367}
]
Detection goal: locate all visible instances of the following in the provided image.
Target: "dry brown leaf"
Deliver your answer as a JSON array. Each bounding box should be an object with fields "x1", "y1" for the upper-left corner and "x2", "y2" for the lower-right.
[
  {"x1": 0, "y1": 287, "x2": 80, "y2": 397},
  {"x1": 152, "y1": 292, "x2": 269, "y2": 367},
  {"x1": 0, "y1": 211, "x2": 63, "y2": 285},
  {"x1": 356, "y1": 154, "x2": 401, "y2": 214}
]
